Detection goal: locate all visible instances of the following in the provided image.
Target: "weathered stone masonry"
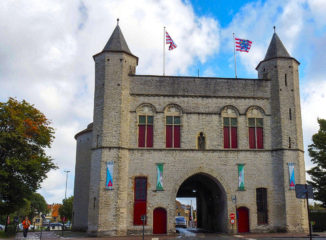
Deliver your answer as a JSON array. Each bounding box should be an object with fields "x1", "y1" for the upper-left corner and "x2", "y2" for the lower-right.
[{"x1": 73, "y1": 23, "x2": 308, "y2": 236}]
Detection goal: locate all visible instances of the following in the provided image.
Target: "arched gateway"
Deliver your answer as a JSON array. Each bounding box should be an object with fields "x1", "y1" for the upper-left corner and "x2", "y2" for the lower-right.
[{"x1": 176, "y1": 173, "x2": 228, "y2": 232}]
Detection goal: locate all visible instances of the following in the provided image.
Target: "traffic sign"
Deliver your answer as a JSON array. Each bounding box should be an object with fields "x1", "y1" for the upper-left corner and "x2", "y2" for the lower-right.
[
  {"x1": 295, "y1": 184, "x2": 313, "y2": 199},
  {"x1": 230, "y1": 213, "x2": 235, "y2": 219},
  {"x1": 230, "y1": 219, "x2": 235, "y2": 224}
]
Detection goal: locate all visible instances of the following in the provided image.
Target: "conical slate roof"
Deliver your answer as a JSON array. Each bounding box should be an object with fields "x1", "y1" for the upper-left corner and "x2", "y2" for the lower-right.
[
  {"x1": 264, "y1": 33, "x2": 291, "y2": 60},
  {"x1": 103, "y1": 24, "x2": 132, "y2": 54}
]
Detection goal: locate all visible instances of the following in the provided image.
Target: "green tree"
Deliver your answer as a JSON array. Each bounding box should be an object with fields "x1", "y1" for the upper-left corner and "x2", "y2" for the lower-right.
[
  {"x1": 307, "y1": 118, "x2": 326, "y2": 207},
  {"x1": 59, "y1": 196, "x2": 73, "y2": 221},
  {"x1": 29, "y1": 192, "x2": 48, "y2": 219},
  {"x1": 0, "y1": 98, "x2": 57, "y2": 216}
]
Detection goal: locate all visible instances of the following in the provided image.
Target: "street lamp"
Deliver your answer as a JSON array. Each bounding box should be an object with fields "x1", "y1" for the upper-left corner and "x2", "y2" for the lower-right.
[{"x1": 64, "y1": 170, "x2": 70, "y2": 199}]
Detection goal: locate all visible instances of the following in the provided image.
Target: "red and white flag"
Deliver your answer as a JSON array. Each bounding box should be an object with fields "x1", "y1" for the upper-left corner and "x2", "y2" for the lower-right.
[
  {"x1": 166, "y1": 31, "x2": 177, "y2": 50},
  {"x1": 235, "y1": 38, "x2": 252, "y2": 52}
]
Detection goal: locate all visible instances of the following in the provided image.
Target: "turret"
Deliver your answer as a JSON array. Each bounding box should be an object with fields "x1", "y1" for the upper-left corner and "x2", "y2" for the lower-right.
[
  {"x1": 87, "y1": 20, "x2": 138, "y2": 235},
  {"x1": 92, "y1": 19, "x2": 138, "y2": 149},
  {"x1": 256, "y1": 32, "x2": 303, "y2": 151}
]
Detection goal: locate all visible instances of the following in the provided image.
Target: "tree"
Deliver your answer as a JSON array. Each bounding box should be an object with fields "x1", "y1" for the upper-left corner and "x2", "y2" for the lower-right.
[
  {"x1": 307, "y1": 118, "x2": 326, "y2": 207},
  {"x1": 0, "y1": 98, "x2": 57, "y2": 216},
  {"x1": 28, "y1": 192, "x2": 48, "y2": 219},
  {"x1": 59, "y1": 196, "x2": 73, "y2": 221}
]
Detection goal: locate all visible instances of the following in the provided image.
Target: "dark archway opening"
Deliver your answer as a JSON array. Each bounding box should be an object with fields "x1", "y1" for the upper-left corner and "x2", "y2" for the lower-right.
[{"x1": 176, "y1": 173, "x2": 227, "y2": 232}]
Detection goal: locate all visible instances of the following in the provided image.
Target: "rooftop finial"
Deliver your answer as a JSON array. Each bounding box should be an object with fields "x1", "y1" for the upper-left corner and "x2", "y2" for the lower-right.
[
  {"x1": 273, "y1": 26, "x2": 276, "y2": 33},
  {"x1": 117, "y1": 18, "x2": 119, "y2": 25}
]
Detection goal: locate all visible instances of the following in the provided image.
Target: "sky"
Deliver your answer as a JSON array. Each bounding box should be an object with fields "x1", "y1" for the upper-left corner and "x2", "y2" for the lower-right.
[{"x1": 1, "y1": 0, "x2": 326, "y2": 204}]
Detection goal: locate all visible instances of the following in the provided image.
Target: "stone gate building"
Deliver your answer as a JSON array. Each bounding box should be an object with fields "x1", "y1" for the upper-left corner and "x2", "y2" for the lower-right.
[{"x1": 73, "y1": 22, "x2": 308, "y2": 236}]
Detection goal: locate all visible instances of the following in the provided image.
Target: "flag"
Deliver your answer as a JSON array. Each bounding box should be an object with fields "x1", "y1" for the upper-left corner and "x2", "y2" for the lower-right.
[
  {"x1": 166, "y1": 31, "x2": 177, "y2": 50},
  {"x1": 235, "y1": 38, "x2": 252, "y2": 52},
  {"x1": 238, "y1": 164, "x2": 245, "y2": 190},
  {"x1": 156, "y1": 163, "x2": 164, "y2": 190},
  {"x1": 106, "y1": 161, "x2": 114, "y2": 190},
  {"x1": 288, "y1": 163, "x2": 295, "y2": 190}
]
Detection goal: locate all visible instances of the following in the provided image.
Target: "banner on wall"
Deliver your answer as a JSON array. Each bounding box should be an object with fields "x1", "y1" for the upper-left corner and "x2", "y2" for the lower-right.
[
  {"x1": 106, "y1": 161, "x2": 114, "y2": 190},
  {"x1": 156, "y1": 163, "x2": 164, "y2": 191},
  {"x1": 238, "y1": 164, "x2": 245, "y2": 190},
  {"x1": 288, "y1": 162, "x2": 295, "y2": 190}
]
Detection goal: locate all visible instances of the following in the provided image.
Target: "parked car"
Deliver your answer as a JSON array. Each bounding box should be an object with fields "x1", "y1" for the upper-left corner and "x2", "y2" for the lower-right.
[
  {"x1": 0, "y1": 224, "x2": 5, "y2": 231},
  {"x1": 175, "y1": 216, "x2": 187, "y2": 228},
  {"x1": 46, "y1": 222, "x2": 63, "y2": 231}
]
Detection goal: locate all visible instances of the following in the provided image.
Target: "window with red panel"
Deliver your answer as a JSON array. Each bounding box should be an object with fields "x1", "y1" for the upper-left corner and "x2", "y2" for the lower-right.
[
  {"x1": 133, "y1": 177, "x2": 147, "y2": 225},
  {"x1": 248, "y1": 118, "x2": 264, "y2": 149},
  {"x1": 166, "y1": 116, "x2": 181, "y2": 148},
  {"x1": 138, "y1": 115, "x2": 153, "y2": 148},
  {"x1": 223, "y1": 117, "x2": 238, "y2": 149}
]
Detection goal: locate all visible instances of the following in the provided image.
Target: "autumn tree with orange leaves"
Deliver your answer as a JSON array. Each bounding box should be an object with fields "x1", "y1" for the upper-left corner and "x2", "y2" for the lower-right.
[{"x1": 0, "y1": 98, "x2": 57, "y2": 216}]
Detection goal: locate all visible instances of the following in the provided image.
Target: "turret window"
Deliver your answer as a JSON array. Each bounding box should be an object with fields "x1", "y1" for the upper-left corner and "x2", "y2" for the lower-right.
[
  {"x1": 289, "y1": 108, "x2": 292, "y2": 120},
  {"x1": 248, "y1": 118, "x2": 264, "y2": 149},
  {"x1": 285, "y1": 74, "x2": 287, "y2": 86}
]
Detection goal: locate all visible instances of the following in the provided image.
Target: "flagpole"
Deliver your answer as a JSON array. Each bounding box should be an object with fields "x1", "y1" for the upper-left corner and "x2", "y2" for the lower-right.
[
  {"x1": 163, "y1": 26, "x2": 166, "y2": 76},
  {"x1": 233, "y1": 33, "x2": 237, "y2": 78}
]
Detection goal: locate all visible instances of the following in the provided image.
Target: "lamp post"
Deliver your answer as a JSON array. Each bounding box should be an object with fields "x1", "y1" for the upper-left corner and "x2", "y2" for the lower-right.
[{"x1": 64, "y1": 170, "x2": 70, "y2": 199}]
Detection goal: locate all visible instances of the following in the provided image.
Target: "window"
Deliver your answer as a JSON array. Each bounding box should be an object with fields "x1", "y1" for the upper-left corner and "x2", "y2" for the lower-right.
[
  {"x1": 285, "y1": 74, "x2": 287, "y2": 86},
  {"x1": 134, "y1": 177, "x2": 147, "y2": 225},
  {"x1": 248, "y1": 118, "x2": 264, "y2": 149},
  {"x1": 256, "y1": 188, "x2": 268, "y2": 224},
  {"x1": 221, "y1": 107, "x2": 238, "y2": 149},
  {"x1": 166, "y1": 116, "x2": 180, "y2": 148},
  {"x1": 138, "y1": 115, "x2": 153, "y2": 147},
  {"x1": 223, "y1": 117, "x2": 238, "y2": 148},
  {"x1": 289, "y1": 108, "x2": 292, "y2": 120},
  {"x1": 165, "y1": 105, "x2": 182, "y2": 148}
]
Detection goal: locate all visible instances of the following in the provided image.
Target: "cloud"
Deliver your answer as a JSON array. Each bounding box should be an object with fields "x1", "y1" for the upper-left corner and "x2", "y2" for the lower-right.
[
  {"x1": 221, "y1": 0, "x2": 326, "y2": 173},
  {"x1": 0, "y1": 0, "x2": 220, "y2": 203},
  {"x1": 1, "y1": 0, "x2": 325, "y2": 204}
]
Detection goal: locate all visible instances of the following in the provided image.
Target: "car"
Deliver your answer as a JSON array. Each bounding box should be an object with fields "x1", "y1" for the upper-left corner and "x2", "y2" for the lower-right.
[
  {"x1": 0, "y1": 224, "x2": 5, "y2": 231},
  {"x1": 175, "y1": 216, "x2": 187, "y2": 228},
  {"x1": 46, "y1": 222, "x2": 63, "y2": 231}
]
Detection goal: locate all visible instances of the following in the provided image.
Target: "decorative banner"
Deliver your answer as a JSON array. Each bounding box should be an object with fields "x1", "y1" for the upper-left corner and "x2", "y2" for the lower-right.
[
  {"x1": 238, "y1": 164, "x2": 245, "y2": 190},
  {"x1": 156, "y1": 163, "x2": 164, "y2": 190},
  {"x1": 288, "y1": 163, "x2": 295, "y2": 190},
  {"x1": 106, "y1": 161, "x2": 114, "y2": 190}
]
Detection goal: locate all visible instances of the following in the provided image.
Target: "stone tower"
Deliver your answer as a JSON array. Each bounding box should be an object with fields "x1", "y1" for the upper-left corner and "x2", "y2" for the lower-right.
[
  {"x1": 87, "y1": 21, "x2": 138, "y2": 236},
  {"x1": 256, "y1": 33, "x2": 307, "y2": 231}
]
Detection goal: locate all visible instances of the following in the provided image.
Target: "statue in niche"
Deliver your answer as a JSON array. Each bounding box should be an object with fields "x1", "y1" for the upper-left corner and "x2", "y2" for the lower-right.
[{"x1": 198, "y1": 132, "x2": 206, "y2": 150}]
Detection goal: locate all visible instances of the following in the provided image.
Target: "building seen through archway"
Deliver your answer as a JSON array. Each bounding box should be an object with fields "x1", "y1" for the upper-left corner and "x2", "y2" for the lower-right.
[{"x1": 176, "y1": 173, "x2": 227, "y2": 232}]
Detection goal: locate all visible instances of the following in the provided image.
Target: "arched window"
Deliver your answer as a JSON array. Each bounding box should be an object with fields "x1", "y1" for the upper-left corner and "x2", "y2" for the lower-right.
[
  {"x1": 221, "y1": 107, "x2": 238, "y2": 149},
  {"x1": 165, "y1": 105, "x2": 181, "y2": 148},
  {"x1": 137, "y1": 104, "x2": 154, "y2": 148},
  {"x1": 247, "y1": 107, "x2": 264, "y2": 149}
]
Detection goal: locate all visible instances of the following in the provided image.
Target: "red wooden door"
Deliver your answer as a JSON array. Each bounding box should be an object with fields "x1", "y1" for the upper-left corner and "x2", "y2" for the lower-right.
[
  {"x1": 153, "y1": 208, "x2": 167, "y2": 234},
  {"x1": 237, "y1": 207, "x2": 249, "y2": 233}
]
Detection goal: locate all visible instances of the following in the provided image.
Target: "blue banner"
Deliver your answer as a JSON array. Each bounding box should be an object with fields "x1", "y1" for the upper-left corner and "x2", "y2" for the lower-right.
[{"x1": 106, "y1": 161, "x2": 114, "y2": 190}]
